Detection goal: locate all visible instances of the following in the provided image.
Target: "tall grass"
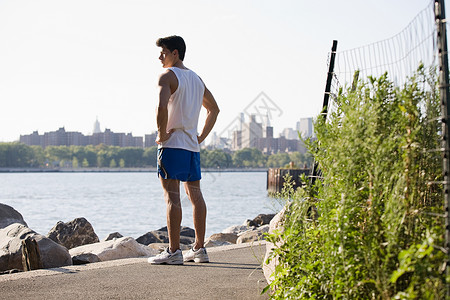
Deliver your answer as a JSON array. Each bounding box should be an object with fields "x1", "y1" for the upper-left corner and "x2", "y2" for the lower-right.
[{"x1": 266, "y1": 66, "x2": 446, "y2": 299}]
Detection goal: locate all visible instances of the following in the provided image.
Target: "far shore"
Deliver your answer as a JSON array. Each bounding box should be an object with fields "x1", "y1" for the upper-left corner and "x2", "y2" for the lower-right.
[{"x1": 0, "y1": 167, "x2": 269, "y2": 173}]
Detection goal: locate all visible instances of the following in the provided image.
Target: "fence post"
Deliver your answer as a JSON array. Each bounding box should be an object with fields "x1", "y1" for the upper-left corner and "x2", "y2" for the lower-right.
[
  {"x1": 435, "y1": 0, "x2": 450, "y2": 296},
  {"x1": 311, "y1": 40, "x2": 338, "y2": 184}
]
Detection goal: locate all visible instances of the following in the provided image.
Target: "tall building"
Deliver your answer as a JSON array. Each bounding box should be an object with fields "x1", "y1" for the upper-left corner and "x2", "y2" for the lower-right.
[
  {"x1": 297, "y1": 118, "x2": 314, "y2": 138},
  {"x1": 232, "y1": 130, "x2": 242, "y2": 151},
  {"x1": 239, "y1": 112, "x2": 245, "y2": 131},
  {"x1": 241, "y1": 114, "x2": 262, "y2": 148},
  {"x1": 93, "y1": 117, "x2": 101, "y2": 134},
  {"x1": 281, "y1": 128, "x2": 299, "y2": 140}
]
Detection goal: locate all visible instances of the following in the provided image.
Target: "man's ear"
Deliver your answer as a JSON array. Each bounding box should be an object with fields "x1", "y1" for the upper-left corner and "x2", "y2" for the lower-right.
[{"x1": 172, "y1": 49, "x2": 179, "y2": 58}]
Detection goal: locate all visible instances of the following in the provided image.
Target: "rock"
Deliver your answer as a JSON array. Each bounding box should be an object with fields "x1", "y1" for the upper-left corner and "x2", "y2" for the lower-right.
[
  {"x1": 69, "y1": 237, "x2": 159, "y2": 262},
  {"x1": 206, "y1": 233, "x2": 238, "y2": 244},
  {"x1": 0, "y1": 223, "x2": 72, "y2": 272},
  {"x1": 156, "y1": 226, "x2": 196, "y2": 238},
  {"x1": 21, "y1": 237, "x2": 43, "y2": 271},
  {"x1": 47, "y1": 217, "x2": 99, "y2": 249},
  {"x1": 136, "y1": 228, "x2": 195, "y2": 246},
  {"x1": 236, "y1": 225, "x2": 270, "y2": 244},
  {"x1": 0, "y1": 203, "x2": 27, "y2": 229},
  {"x1": 243, "y1": 219, "x2": 257, "y2": 227},
  {"x1": 151, "y1": 231, "x2": 170, "y2": 243},
  {"x1": 136, "y1": 231, "x2": 162, "y2": 245},
  {"x1": 222, "y1": 224, "x2": 253, "y2": 235},
  {"x1": 263, "y1": 206, "x2": 287, "y2": 284},
  {"x1": 103, "y1": 232, "x2": 123, "y2": 241},
  {"x1": 72, "y1": 253, "x2": 100, "y2": 265},
  {"x1": 252, "y1": 214, "x2": 276, "y2": 226},
  {"x1": 147, "y1": 243, "x2": 190, "y2": 251},
  {"x1": 204, "y1": 240, "x2": 232, "y2": 248},
  {"x1": 204, "y1": 233, "x2": 238, "y2": 248}
]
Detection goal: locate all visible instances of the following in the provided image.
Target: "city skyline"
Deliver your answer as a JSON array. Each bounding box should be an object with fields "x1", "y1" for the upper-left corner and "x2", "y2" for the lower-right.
[
  {"x1": 14, "y1": 111, "x2": 312, "y2": 145},
  {"x1": 18, "y1": 115, "x2": 314, "y2": 154}
]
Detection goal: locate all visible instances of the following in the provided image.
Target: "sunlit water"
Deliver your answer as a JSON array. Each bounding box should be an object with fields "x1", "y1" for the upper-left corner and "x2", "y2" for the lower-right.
[{"x1": 0, "y1": 172, "x2": 282, "y2": 239}]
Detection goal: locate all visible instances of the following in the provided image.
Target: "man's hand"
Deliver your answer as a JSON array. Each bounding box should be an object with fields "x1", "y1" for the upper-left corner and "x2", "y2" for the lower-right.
[
  {"x1": 197, "y1": 87, "x2": 219, "y2": 145},
  {"x1": 197, "y1": 135, "x2": 205, "y2": 145},
  {"x1": 156, "y1": 129, "x2": 174, "y2": 144}
]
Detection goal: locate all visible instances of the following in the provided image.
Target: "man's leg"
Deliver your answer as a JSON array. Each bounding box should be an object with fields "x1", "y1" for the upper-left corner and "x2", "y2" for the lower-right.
[
  {"x1": 184, "y1": 180, "x2": 206, "y2": 249},
  {"x1": 160, "y1": 177, "x2": 182, "y2": 253}
]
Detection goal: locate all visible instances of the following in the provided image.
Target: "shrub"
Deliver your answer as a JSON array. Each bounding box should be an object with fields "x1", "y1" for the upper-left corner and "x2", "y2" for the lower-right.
[{"x1": 266, "y1": 67, "x2": 446, "y2": 299}]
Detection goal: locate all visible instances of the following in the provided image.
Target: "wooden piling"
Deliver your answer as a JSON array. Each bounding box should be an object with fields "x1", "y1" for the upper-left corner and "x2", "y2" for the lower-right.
[{"x1": 267, "y1": 168, "x2": 309, "y2": 195}]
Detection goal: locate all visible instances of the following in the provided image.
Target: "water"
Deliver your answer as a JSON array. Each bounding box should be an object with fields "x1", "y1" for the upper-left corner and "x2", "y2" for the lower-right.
[{"x1": 0, "y1": 172, "x2": 282, "y2": 239}]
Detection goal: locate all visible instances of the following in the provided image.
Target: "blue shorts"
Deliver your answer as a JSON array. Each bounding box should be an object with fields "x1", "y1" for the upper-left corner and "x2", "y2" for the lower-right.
[{"x1": 157, "y1": 148, "x2": 201, "y2": 182}]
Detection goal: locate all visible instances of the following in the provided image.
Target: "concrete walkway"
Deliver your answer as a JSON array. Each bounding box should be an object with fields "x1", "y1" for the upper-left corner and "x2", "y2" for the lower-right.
[{"x1": 0, "y1": 242, "x2": 270, "y2": 300}]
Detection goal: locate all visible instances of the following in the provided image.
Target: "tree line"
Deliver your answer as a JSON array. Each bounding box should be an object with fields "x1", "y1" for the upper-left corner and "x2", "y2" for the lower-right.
[{"x1": 0, "y1": 142, "x2": 313, "y2": 169}]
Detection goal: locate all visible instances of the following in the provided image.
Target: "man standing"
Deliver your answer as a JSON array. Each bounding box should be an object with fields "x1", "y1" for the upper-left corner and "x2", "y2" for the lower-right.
[{"x1": 148, "y1": 36, "x2": 219, "y2": 265}]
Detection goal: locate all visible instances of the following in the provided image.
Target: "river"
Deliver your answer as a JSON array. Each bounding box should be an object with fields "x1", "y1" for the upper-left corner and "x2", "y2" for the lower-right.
[{"x1": 0, "y1": 171, "x2": 283, "y2": 239}]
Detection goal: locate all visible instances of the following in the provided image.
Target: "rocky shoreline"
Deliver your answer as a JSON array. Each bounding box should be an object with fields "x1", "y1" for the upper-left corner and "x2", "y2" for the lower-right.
[{"x1": 0, "y1": 203, "x2": 276, "y2": 274}]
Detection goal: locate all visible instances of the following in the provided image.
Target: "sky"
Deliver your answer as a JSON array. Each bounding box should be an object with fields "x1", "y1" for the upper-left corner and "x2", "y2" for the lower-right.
[{"x1": 0, "y1": 0, "x2": 441, "y2": 143}]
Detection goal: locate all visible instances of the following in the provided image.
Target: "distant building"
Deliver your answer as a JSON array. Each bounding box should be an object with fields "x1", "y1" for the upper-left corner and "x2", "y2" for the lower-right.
[
  {"x1": 67, "y1": 131, "x2": 87, "y2": 146},
  {"x1": 93, "y1": 117, "x2": 101, "y2": 134},
  {"x1": 145, "y1": 132, "x2": 157, "y2": 148},
  {"x1": 208, "y1": 132, "x2": 230, "y2": 150},
  {"x1": 227, "y1": 113, "x2": 308, "y2": 154},
  {"x1": 20, "y1": 131, "x2": 43, "y2": 147},
  {"x1": 241, "y1": 114, "x2": 263, "y2": 148},
  {"x1": 20, "y1": 119, "x2": 145, "y2": 148},
  {"x1": 232, "y1": 130, "x2": 242, "y2": 151},
  {"x1": 281, "y1": 128, "x2": 299, "y2": 140},
  {"x1": 297, "y1": 117, "x2": 314, "y2": 138}
]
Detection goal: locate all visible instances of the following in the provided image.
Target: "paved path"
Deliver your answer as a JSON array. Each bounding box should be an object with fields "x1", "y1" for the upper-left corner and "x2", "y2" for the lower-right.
[{"x1": 0, "y1": 242, "x2": 270, "y2": 300}]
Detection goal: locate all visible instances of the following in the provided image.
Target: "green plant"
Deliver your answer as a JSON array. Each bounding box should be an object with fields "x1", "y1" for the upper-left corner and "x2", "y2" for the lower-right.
[{"x1": 265, "y1": 67, "x2": 445, "y2": 299}]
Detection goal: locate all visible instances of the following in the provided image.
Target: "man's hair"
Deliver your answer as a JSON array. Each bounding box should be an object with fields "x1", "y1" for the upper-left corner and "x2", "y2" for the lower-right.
[{"x1": 156, "y1": 35, "x2": 186, "y2": 61}]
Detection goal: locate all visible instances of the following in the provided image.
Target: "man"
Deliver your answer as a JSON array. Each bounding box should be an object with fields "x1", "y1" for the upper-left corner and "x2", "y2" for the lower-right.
[{"x1": 148, "y1": 35, "x2": 219, "y2": 265}]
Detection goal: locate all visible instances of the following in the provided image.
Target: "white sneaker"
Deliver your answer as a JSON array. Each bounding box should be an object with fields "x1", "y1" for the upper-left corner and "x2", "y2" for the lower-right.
[
  {"x1": 148, "y1": 248, "x2": 183, "y2": 265},
  {"x1": 183, "y1": 247, "x2": 209, "y2": 263}
]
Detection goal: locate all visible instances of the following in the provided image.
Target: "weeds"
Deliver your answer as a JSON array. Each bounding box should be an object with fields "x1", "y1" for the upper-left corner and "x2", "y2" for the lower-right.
[{"x1": 265, "y1": 66, "x2": 446, "y2": 299}]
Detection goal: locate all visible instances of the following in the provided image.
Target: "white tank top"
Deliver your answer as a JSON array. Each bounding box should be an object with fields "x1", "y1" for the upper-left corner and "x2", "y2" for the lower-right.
[{"x1": 159, "y1": 67, "x2": 205, "y2": 152}]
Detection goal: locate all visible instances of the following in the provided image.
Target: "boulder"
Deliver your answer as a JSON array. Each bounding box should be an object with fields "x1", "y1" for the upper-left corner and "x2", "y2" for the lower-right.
[
  {"x1": 206, "y1": 233, "x2": 238, "y2": 245},
  {"x1": 222, "y1": 224, "x2": 253, "y2": 235},
  {"x1": 47, "y1": 217, "x2": 99, "y2": 249},
  {"x1": 156, "y1": 226, "x2": 196, "y2": 238},
  {"x1": 136, "y1": 227, "x2": 195, "y2": 246},
  {"x1": 136, "y1": 231, "x2": 162, "y2": 245},
  {"x1": 204, "y1": 240, "x2": 232, "y2": 248},
  {"x1": 103, "y1": 232, "x2": 123, "y2": 241},
  {"x1": 0, "y1": 223, "x2": 72, "y2": 272},
  {"x1": 147, "y1": 243, "x2": 190, "y2": 251},
  {"x1": 252, "y1": 214, "x2": 276, "y2": 226},
  {"x1": 236, "y1": 225, "x2": 269, "y2": 244},
  {"x1": 69, "y1": 237, "x2": 159, "y2": 262},
  {"x1": 0, "y1": 203, "x2": 27, "y2": 229},
  {"x1": 72, "y1": 253, "x2": 100, "y2": 265},
  {"x1": 263, "y1": 206, "x2": 287, "y2": 284},
  {"x1": 243, "y1": 219, "x2": 257, "y2": 227},
  {"x1": 22, "y1": 236, "x2": 43, "y2": 271}
]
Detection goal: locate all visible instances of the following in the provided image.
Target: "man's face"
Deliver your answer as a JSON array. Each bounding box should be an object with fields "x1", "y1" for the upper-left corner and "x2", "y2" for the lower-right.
[{"x1": 159, "y1": 47, "x2": 176, "y2": 68}]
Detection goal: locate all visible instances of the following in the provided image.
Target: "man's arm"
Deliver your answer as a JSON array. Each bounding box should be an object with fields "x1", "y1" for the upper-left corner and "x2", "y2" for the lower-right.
[
  {"x1": 156, "y1": 72, "x2": 174, "y2": 144},
  {"x1": 198, "y1": 86, "x2": 220, "y2": 144}
]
